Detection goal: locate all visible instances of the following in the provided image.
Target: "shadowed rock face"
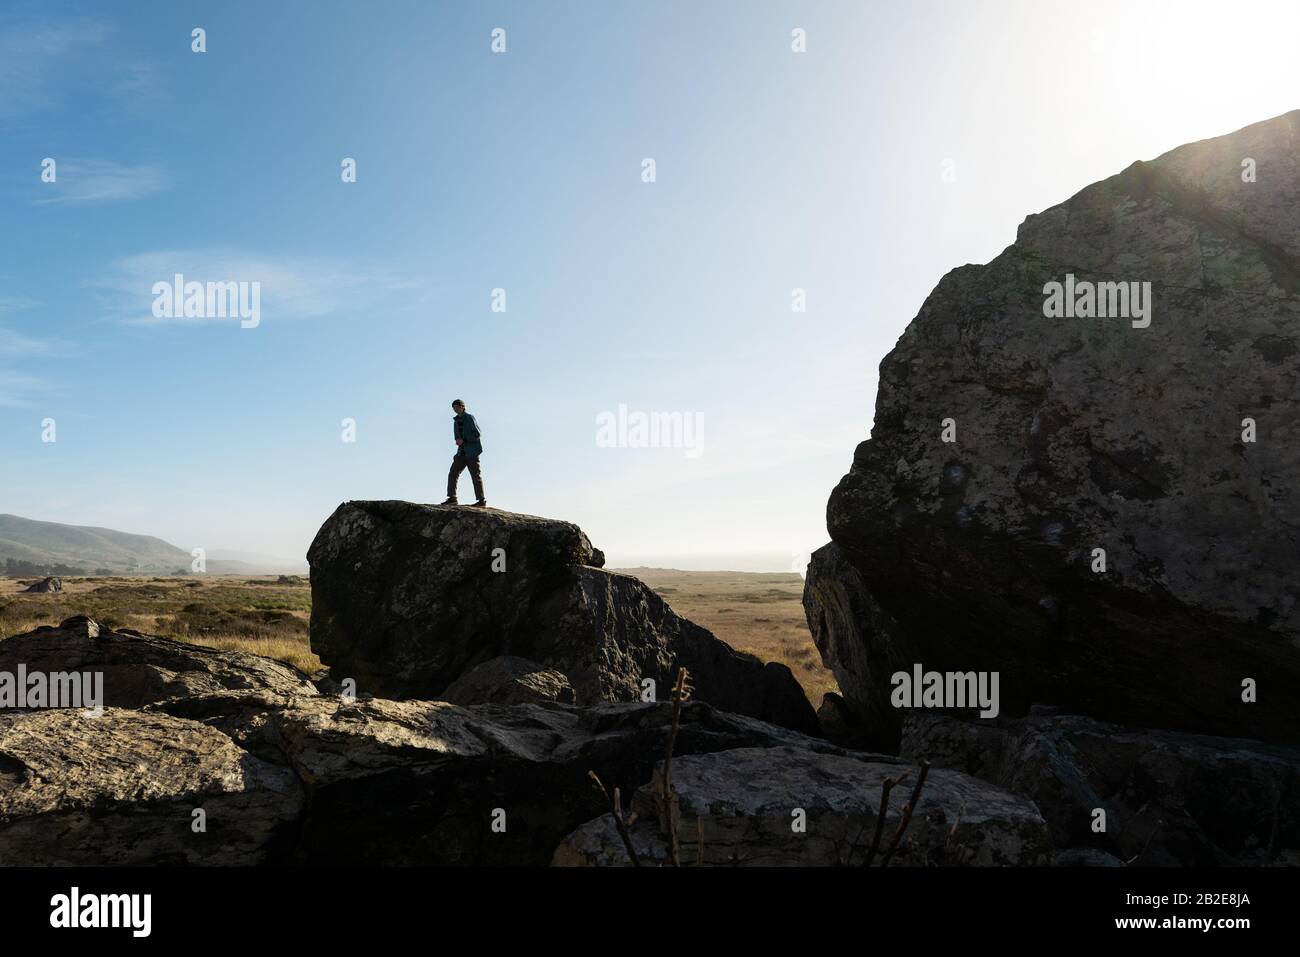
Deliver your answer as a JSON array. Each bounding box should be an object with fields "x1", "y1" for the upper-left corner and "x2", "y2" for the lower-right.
[
  {"x1": 261, "y1": 697, "x2": 834, "y2": 866},
  {"x1": 308, "y1": 501, "x2": 818, "y2": 734},
  {"x1": 901, "y1": 712, "x2": 1300, "y2": 867},
  {"x1": 440, "y1": 656, "x2": 576, "y2": 706},
  {"x1": 554, "y1": 746, "x2": 1051, "y2": 867},
  {"x1": 808, "y1": 111, "x2": 1300, "y2": 744}
]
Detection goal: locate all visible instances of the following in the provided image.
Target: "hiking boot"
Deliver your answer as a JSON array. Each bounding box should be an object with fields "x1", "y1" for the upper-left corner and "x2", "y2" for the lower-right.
[
  {"x1": 470, "y1": 500, "x2": 488, "y2": 508},
  {"x1": 440, "y1": 498, "x2": 458, "y2": 506}
]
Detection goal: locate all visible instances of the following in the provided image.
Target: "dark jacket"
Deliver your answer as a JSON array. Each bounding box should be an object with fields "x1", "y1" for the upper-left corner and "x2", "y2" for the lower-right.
[{"x1": 454, "y1": 412, "x2": 483, "y2": 457}]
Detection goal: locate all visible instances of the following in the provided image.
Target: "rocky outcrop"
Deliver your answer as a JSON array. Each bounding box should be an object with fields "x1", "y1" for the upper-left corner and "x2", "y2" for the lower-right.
[
  {"x1": 22, "y1": 577, "x2": 62, "y2": 593},
  {"x1": 10, "y1": 612, "x2": 1284, "y2": 866},
  {"x1": 0, "y1": 708, "x2": 301, "y2": 865},
  {"x1": 308, "y1": 501, "x2": 818, "y2": 733},
  {"x1": 2, "y1": 615, "x2": 840, "y2": 865},
  {"x1": 901, "y1": 711, "x2": 1300, "y2": 866},
  {"x1": 807, "y1": 111, "x2": 1300, "y2": 744},
  {"x1": 0, "y1": 616, "x2": 318, "y2": 709},
  {"x1": 554, "y1": 746, "x2": 1050, "y2": 866}
]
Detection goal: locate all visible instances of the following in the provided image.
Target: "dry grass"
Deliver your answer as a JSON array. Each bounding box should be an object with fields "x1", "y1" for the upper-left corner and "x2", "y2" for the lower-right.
[
  {"x1": 0, "y1": 575, "x2": 321, "y2": 674},
  {"x1": 1, "y1": 568, "x2": 836, "y2": 703},
  {"x1": 618, "y1": 567, "x2": 838, "y2": 704}
]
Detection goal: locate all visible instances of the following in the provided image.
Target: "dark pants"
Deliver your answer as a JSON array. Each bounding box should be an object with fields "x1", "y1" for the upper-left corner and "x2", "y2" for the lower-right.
[{"x1": 447, "y1": 453, "x2": 484, "y2": 501}]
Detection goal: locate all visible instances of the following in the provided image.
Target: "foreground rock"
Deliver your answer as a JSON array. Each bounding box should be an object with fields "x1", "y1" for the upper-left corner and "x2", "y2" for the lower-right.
[
  {"x1": 2, "y1": 616, "x2": 834, "y2": 865},
  {"x1": 309, "y1": 501, "x2": 817, "y2": 733},
  {"x1": 902, "y1": 711, "x2": 1300, "y2": 866},
  {"x1": 262, "y1": 696, "x2": 835, "y2": 866},
  {"x1": 554, "y1": 746, "x2": 1050, "y2": 866},
  {"x1": 10, "y1": 617, "x2": 1268, "y2": 866},
  {"x1": 0, "y1": 708, "x2": 301, "y2": 865},
  {"x1": 0, "y1": 616, "x2": 318, "y2": 709},
  {"x1": 808, "y1": 111, "x2": 1300, "y2": 744}
]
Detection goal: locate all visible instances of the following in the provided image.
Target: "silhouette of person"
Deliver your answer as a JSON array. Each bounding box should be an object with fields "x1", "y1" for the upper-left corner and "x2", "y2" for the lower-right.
[{"x1": 441, "y1": 399, "x2": 486, "y2": 506}]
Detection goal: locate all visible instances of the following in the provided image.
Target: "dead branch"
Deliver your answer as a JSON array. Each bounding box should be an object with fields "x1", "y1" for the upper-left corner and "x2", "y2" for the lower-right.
[
  {"x1": 1265, "y1": 785, "x2": 1282, "y2": 865},
  {"x1": 880, "y1": 760, "x2": 930, "y2": 867},
  {"x1": 588, "y1": 770, "x2": 641, "y2": 867},
  {"x1": 659, "y1": 667, "x2": 691, "y2": 866},
  {"x1": 862, "y1": 769, "x2": 909, "y2": 867}
]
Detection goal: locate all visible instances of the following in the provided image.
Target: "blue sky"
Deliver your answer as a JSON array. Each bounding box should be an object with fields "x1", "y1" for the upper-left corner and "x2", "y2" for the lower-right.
[{"x1": 3, "y1": 0, "x2": 1298, "y2": 568}]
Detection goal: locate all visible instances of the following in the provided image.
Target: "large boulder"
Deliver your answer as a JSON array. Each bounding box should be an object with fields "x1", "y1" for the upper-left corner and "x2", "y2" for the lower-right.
[
  {"x1": 901, "y1": 711, "x2": 1300, "y2": 866},
  {"x1": 553, "y1": 746, "x2": 1050, "y2": 866},
  {"x1": 308, "y1": 501, "x2": 817, "y2": 733},
  {"x1": 809, "y1": 111, "x2": 1300, "y2": 744},
  {"x1": 22, "y1": 577, "x2": 63, "y2": 593},
  {"x1": 0, "y1": 708, "x2": 302, "y2": 865},
  {"x1": 0, "y1": 616, "x2": 318, "y2": 709}
]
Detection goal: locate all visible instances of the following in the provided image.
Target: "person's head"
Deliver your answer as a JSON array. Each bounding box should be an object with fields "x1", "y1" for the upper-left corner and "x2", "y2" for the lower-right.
[{"x1": 451, "y1": 399, "x2": 465, "y2": 414}]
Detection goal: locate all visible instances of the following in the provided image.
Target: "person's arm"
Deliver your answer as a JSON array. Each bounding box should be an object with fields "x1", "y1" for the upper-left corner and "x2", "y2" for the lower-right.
[{"x1": 465, "y1": 414, "x2": 481, "y2": 440}]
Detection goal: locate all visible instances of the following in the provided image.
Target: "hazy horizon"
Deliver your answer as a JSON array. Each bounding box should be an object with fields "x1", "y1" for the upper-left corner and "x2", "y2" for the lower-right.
[{"x1": 5, "y1": 0, "x2": 1299, "y2": 570}]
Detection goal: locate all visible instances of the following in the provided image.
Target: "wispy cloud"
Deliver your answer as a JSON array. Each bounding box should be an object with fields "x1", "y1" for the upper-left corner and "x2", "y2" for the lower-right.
[
  {"x1": 0, "y1": 327, "x2": 61, "y2": 357},
  {"x1": 0, "y1": 297, "x2": 67, "y2": 360},
  {"x1": 0, "y1": 296, "x2": 41, "y2": 314},
  {"x1": 98, "y1": 248, "x2": 426, "y2": 326},
  {"x1": 0, "y1": 371, "x2": 48, "y2": 408},
  {"x1": 112, "y1": 60, "x2": 166, "y2": 107},
  {"x1": 34, "y1": 158, "x2": 170, "y2": 205},
  {"x1": 0, "y1": 14, "x2": 169, "y2": 126},
  {"x1": 0, "y1": 15, "x2": 112, "y2": 122}
]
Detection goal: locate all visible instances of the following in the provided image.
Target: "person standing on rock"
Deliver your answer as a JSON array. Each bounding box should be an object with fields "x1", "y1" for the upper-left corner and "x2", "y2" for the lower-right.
[{"x1": 441, "y1": 399, "x2": 486, "y2": 507}]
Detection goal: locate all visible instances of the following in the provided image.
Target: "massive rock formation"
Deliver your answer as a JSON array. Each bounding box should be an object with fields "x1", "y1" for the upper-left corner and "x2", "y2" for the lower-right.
[
  {"x1": 309, "y1": 501, "x2": 818, "y2": 734},
  {"x1": 807, "y1": 111, "x2": 1300, "y2": 745}
]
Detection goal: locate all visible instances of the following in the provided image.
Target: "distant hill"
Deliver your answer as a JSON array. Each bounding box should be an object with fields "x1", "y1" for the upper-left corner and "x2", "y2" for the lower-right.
[{"x1": 0, "y1": 514, "x2": 306, "y2": 576}]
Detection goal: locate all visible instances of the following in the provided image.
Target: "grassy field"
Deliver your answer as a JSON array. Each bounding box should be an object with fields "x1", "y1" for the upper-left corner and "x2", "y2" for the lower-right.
[
  {"x1": 619, "y1": 568, "x2": 836, "y2": 704},
  {"x1": 0, "y1": 568, "x2": 835, "y2": 703},
  {"x1": 0, "y1": 575, "x2": 318, "y2": 673}
]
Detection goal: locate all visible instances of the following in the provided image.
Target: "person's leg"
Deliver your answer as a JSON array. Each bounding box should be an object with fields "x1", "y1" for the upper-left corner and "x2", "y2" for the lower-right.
[
  {"x1": 445, "y1": 454, "x2": 466, "y2": 502},
  {"x1": 467, "y1": 455, "x2": 485, "y2": 503}
]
